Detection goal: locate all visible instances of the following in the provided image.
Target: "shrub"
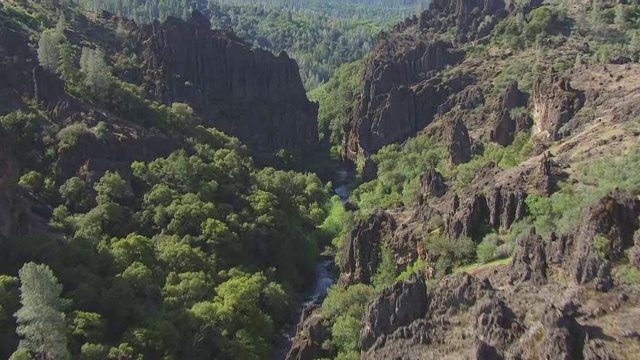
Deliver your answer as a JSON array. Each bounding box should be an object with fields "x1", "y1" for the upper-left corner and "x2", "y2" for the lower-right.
[
  {"x1": 594, "y1": 235, "x2": 612, "y2": 260},
  {"x1": 95, "y1": 121, "x2": 108, "y2": 138},
  {"x1": 509, "y1": 106, "x2": 528, "y2": 118},
  {"x1": 616, "y1": 264, "x2": 640, "y2": 284},
  {"x1": 331, "y1": 315, "x2": 360, "y2": 352},
  {"x1": 19, "y1": 171, "x2": 44, "y2": 192},
  {"x1": 57, "y1": 123, "x2": 89, "y2": 147},
  {"x1": 477, "y1": 237, "x2": 499, "y2": 264},
  {"x1": 322, "y1": 284, "x2": 376, "y2": 321}
]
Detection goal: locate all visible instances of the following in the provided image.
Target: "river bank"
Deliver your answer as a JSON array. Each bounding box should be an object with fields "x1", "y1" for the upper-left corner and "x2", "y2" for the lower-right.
[{"x1": 272, "y1": 167, "x2": 353, "y2": 359}]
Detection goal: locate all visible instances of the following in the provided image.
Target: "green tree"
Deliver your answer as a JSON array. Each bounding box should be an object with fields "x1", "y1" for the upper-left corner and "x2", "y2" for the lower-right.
[
  {"x1": 94, "y1": 171, "x2": 132, "y2": 204},
  {"x1": 0, "y1": 276, "x2": 19, "y2": 359},
  {"x1": 70, "y1": 311, "x2": 105, "y2": 344},
  {"x1": 58, "y1": 42, "x2": 78, "y2": 84},
  {"x1": 80, "y1": 47, "x2": 112, "y2": 97},
  {"x1": 8, "y1": 349, "x2": 33, "y2": 360},
  {"x1": 37, "y1": 31, "x2": 60, "y2": 72},
  {"x1": 18, "y1": 171, "x2": 44, "y2": 193},
  {"x1": 373, "y1": 246, "x2": 397, "y2": 290},
  {"x1": 59, "y1": 177, "x2": 90, "y2": 213},
  {"x1": 14, "y1": 263, "x2": 70, "y2": 360}
]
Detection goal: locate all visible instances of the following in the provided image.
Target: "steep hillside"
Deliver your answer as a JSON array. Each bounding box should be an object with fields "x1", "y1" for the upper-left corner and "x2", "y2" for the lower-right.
[
  {"x1": 289, "y1": 0, "x2": 640, "y2": 359},
  {"x1": 0, "y1": 2, "x2": 332, "y2": 359}
]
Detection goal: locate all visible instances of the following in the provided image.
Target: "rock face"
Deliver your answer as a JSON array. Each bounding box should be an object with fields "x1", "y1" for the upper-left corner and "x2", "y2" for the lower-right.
[
  {"x1": 445, "y1": 184, "x2": 527, "y2": 241},
  {"x1": 360, "y1": 273, "x2": 428, "y2": 351},
  {"x1": 567, "y1": 190, "x2": 640, "y2": 287},
  {"x1": 414, "y1": 0, "x2": 509, "y2": 42},
  {"x1": 343, "y1": 40, "x2": 465, "y2": 160},
  {"x1": 530, "y1": 74, "x2": 585, "y2": 140},
  {"x1": 286, "y1": 304, "x2": 334, "y2": 360},
  {"x1": 341, "y1": 0, "x2": 546, "y2": 163},
  {"x1": 490, "y1": 82, "x2": 532, "y2": 146},
  {"x1": 136, "y1": 11, "x2": 319, "y2": 157},
  {"x1": 508, "y1": 190, "x2": 640, "y2": 291},
  {"x1": 418, "y1": 168, "x2": 447, "y2": 202},
  {"x1": 447, "y1": 118, "x2": 472, "y2": 166},
  {"x1": 339, "y1": 210, "x2": 397, "y2": 286},
  {"x1": 510, "y1": 227, "x2": 549, "y2": 285},
  {"x1": 0, "y1": 23, "x2": 32, "y2": 115}
]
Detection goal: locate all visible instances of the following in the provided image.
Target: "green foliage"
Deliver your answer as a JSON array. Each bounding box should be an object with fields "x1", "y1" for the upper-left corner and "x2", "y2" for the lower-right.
[
  {"x1": 616, "y1": 264, "x2": 640, "y2": 284},
  {"x1": 70, "y1": 311, "x2": 105, "y2": 345},
  {"x1": 94, "y1": 171, "x2": 132, "y2": 205},
  {"x1": 331, "y1": 315, "x2": 360, "y2": 353},
  {"x1": 94, "y1": 121, "x2": 108, "y2": 138},
  {"x1": 56, "y1": 123, "x2": 89, "y2": 148},
  {"x1": 322, "y1": 284, "x2": 376, "y2": 321},
  {"x1": 18, "y1": 172, "x2": 44, "y2": 193},
  {"x1": 0, "y1": 276, "x2": 19, "y2": 359},
  {"x1": 309, "y1": 60, "x2": 364, "y2": 146},
  {"x1": 351, "y1": 134, "x2": 447, "y2": 212},
  {"x1": 79, "y1": 343, "x2": 109, "y2": 360},
  {"x1": 208, "y1": 2, "x2": 414, "y2": 90},
  {"x1": 527, "y1": 146, "x2": 640, "y2": 235},
  {"x1": 492, "y1": 5, "x2": 569, "y2": 50},
  {"x1": 476, "y1": 233, "x2": 500, "y2": 264},
  {"x1": 8, "y1": 349, "x2": 33, "y2": 360},
  {"x1": 424, "y1": 235, "x2": 476, "y2": 271},
  {"x1": 373, "y1": 246, "x2": 397, "y2": 290},
  {"x1": 397, "y1": 258, "x2": 425, "y2": 281},
  {"x1": 80, "y1": 47, "x2": 112, "y2": 100},
  {"x1": 455, "y1": 132, "x2": 533, "y2": 188},
  {"x1": 594, "y1": 236, "x2": 612, "y2": 260},
  {"x1": 15, "y1": 263, "x2": 70, "y2": 360}
]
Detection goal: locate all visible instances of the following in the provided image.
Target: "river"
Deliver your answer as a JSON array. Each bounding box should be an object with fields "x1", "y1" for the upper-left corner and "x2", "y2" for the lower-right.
[{"x1": 271, "y1": 167, "x2": 352, "y2": 360}]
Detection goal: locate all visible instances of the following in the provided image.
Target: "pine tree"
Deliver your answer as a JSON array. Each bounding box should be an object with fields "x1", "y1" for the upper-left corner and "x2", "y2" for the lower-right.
[
  {"x1": 80, "y1": 47, "x2": 112, "y2": 98},
  {"x1": 37, "y1": 31, "x2": 60, "y2": 72},
  {"x1": 14, "y1": 263, "x2": 71, "y2": 360},
  {"x1": 57, "y1": 42, "x2": 78, "y2": 85}
]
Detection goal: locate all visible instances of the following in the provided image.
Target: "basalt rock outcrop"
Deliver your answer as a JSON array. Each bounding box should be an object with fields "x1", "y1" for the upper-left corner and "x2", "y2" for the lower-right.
[
  {"x1": 531, "y1": 74, "x2": 585, "y2": 140},
  {"x1": 343, "y1": 0, "x2": 546, "y2": 163},
  {"x1": 445, "y1": 184, "x2": 527, "y2": 241},
  {"x1": 360, "y1": 273, "x2": 513, "y2": 359},
  {"x1": 510, "y1": 227, "x2": 549, "y2": 285},
  {"x1": 418, "y1": 168, "x2": 447, "y2": 203},
  {"x1": 339, "y1": 210, "x2": 397, "y2": 286},
  {"x1": 394, "y1": 0, "x2": 512, "y2": 42},
  {"x1": 0, "y1": 23, "x2": 33, "y2": 115},
  {"x1": 359, "y1": 273, "x2": 428, "y2": 351},
  {"x1": 508, "y1": 190, "x2": 640, "y2": 292},
  {"x1": 490, "y1": 82, "x2": 532, "y2": 146},
  {"x1": 447, "y1": 117, "x2": 472, "y2": 166},
  {"x1": 359, "y1": 260, "x2": 625, "y2": 360},
  {"x1": 135, "y1": 11, "x2": 319, "y2": 157},
  {"x1": 343, "y1": 39, "x2": 465, "y2": 161},
  {"x1": 286, "y1": 304, "x2": 335, "y2": 360},
  {"x1": 567, "y1": 190, "x2": 640, "y2": 288}
]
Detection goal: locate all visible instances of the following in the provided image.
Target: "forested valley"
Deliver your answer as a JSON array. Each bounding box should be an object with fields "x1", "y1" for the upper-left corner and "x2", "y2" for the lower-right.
[{"x1": 4, "y1": 0, "x2": 640, "y2": 360}]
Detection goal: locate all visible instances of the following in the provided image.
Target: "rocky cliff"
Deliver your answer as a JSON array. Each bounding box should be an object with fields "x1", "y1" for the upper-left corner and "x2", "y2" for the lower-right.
[
  {"x1": 134, "y1": 11, "x2": 319, "y2": 157},
  {"x1": 0, "y1": 9, "x2": 320, "y2": 243},
  {"x1": 342, "y1": 0, "x2": 547, "y2": 162},
  {"x1": 359, "y1": 189, "x2": 640, "y2": 359}
]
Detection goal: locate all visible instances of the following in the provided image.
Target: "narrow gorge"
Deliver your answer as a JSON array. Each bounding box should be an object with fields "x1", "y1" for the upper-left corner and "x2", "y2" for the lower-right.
[{"x1": 2, "y1": 0, "x2": 640, "y2": 359}]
